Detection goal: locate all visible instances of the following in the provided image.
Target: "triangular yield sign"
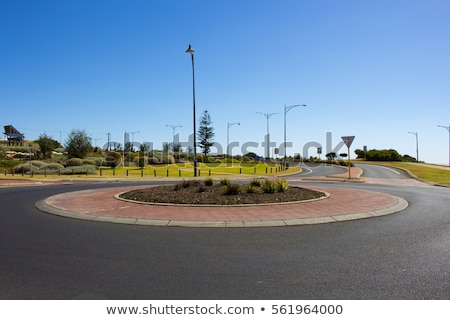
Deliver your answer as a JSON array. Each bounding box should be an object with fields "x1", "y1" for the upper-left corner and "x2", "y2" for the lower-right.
[{"x1": 341, "y1": 136, "x2": 355, "y2": 148}]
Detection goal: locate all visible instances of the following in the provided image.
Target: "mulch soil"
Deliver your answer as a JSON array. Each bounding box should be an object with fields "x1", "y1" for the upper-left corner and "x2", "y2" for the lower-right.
[{"x1": 120, "y1": 182, "x2": 325, "y2": 205}]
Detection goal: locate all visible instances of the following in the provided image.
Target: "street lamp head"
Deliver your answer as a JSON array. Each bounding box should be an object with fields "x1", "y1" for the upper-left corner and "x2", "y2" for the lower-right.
[{"x1": 186, "y1": 44, "x2": 195, "y2": 54}]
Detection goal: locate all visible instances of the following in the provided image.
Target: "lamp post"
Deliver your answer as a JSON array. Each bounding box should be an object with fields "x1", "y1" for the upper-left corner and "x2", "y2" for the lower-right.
[
  {"x1": 408, "y1": 131, "x2": 419, "y2": 162},
  {"x1": 284, "y1": 104, "x2": 306, "y2": 166},
  {"x1": 131, "y1": 131, "x2": 139, "y2": 153},
  {"x1": 227, "y1": 122, "x2": 240, "y2": 159},
  {"x1": 186, "y1": 44, "x2": 197, "y2": 176},
  {"x1": 438, "y1": 125, "x2": 450, "y2": 166},
  {"x1": 257, "y1": 112, "x2": 278, "y2": 159},
  {"x1": 166, "y1": 124, "x2": 182, "y2": 146},
  {"x1": 29, "y1": 145, "x2": 32, "y2": 177}
]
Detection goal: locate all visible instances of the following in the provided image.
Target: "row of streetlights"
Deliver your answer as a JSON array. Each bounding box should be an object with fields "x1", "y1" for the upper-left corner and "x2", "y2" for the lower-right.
[
  {"x1": 186, "y1": 44, "x2": 308, "y2": 175},
  {"x1": 408, "y1": 126, "x2": 450, "y2": 166},
  {"x1": 187, "y1": 45, "x2": 450, "y2": 175}
]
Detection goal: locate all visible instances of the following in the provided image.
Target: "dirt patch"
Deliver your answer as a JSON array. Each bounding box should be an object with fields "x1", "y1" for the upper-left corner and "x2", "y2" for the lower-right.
[{"x1": 119, "y1": 182, "x2": 325, "y2": 205}]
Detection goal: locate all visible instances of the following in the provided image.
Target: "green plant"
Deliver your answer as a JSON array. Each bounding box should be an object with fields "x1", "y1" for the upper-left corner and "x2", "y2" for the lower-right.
[
  {"x1": 274, "y1": 179, "x2": 289, "y2": 192},
  {"x1": 60, "y1": 165, "x2": 97, "y2": 175},
  {"x1": 219, "y1": 178, "x2": 230, "y2": 186},
  {"x1": 204, "y1": 177, "x2": 214, "y2": 186},
  {"x1": 13, "y1": 163, "x2": 39, "y2": 174},
  {"x1": 39, "y1": 163, "x2": 65, "y2": 172},
  {"x1": 222, "y1": 184, "x2": 243, "y2": 195},
  {"x1": 246, "y1": 184, "x2": 260, "y2": 194},
  {"x1": 249, "y1": 179, "x2": 263, "y2": 187},
  {"x1": 65, "y1": 158, "x2": 83, "y2": 166},
  {"x1": 261, "y1": 180, "x2": 277, "y2": 193},
  {"x1": 173, "y1": 179, "x2": 200, "y2": 191}
]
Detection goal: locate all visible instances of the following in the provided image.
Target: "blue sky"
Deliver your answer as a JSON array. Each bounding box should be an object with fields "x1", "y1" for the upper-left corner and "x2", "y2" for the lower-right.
[{"x1": 1, "y1": 0, "x2": 449, "y2": 164}]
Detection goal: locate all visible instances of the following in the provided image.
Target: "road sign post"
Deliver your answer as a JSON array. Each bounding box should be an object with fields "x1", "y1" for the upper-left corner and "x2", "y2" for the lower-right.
[{"x1": 341, "y1": 136, "x2": 355, "y2": 179}]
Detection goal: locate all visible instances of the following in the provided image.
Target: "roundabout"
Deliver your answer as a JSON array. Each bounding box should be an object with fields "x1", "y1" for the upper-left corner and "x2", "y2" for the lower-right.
[
  {"x1": 35, "y1": 183, "x2": 408, "y2": 227},
  {"x1": 1, "y1": 163, "x2": 449, "y2": 299}
]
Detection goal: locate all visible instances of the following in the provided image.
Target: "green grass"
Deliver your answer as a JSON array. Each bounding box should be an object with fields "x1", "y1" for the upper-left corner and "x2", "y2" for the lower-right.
[
  {"x1": 3, "y1": 162, "x2": 301, "y2": 179},
  {"x1": 358, "y1": 161, "x2": 450, "y2": 186}
]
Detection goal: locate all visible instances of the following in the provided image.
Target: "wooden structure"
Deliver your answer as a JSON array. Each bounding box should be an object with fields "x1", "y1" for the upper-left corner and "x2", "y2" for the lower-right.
[{"x1": 4, "y1": 125, "x2": 25, "y2": 146}]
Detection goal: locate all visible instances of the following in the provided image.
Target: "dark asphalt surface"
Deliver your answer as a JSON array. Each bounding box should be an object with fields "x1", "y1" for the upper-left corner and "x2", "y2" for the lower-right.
[{"x1": 0, "y1": 165, "x2": 449, "y2": 299}]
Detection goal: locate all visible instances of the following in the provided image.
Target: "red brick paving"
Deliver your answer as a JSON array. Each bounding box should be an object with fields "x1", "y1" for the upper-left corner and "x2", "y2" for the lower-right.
[{"x1": 44, "y1": 185, "x2": 399, "y2": 222}]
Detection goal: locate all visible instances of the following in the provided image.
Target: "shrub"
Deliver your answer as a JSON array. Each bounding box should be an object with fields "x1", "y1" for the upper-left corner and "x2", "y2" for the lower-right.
[
  {"x1": 219, "y1": 178, "x2": 230, "y2": 186},
  {"x1": 160, "y1": 154, "x2": 175, "y2": 164},
  {"x1": 13, "y1": 163, "x2": 40, "y2": 174},
  {"x1": 173, "y1": 179, "x2": 200, "y2": 191},
  {"x1": 65, "y1": 158, "x2": 83, "y2": 166},
  {"x1": 38, "y1": 163, "x2": 65, "y2": 172},
  {"x1": 246, "y1": 185, "x2": 260, "y2": 194},
  {"x1": 138, "y1": 157, "x2": 145, "y2": 168},
  {"x1": 104, "y1": 151, "x2": 122, "y2": 167},
  {"x1": 222, "y1": 184, "x2": 243, "y2": 195},
  {"x1": 148, "y1": 156, "x2": 160, "y2": 164},
  {"x1": 31, "y1": 160, "x2": 46, "y2": 168},
  {"x1": 249, "y1": 179, "x2": 263, "y2": 187},
  {"x1": 204, "y1": 178, "x2": 214, "y2": 186},
  {"x1": 82, "y1": 159, "x2": 98, "y2": 165},
  {"x1": 261, "y1": 180, "x2": 277, "y2": 193},
  {"x1": 274, "y1": 179, "x2": 289, "y2": 192},
  {"x1": 60, "y1": 165, "x2": 97, "y2": 175}
]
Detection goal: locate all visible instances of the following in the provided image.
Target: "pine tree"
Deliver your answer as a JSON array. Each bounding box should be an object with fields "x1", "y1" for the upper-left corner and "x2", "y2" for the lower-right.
[{"x1": 197, "y1": 110, "x2": 215, "y2": 156}]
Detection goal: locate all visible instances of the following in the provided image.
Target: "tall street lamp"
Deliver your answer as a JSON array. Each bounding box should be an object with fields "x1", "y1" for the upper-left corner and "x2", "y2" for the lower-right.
[
  {"x1": 227, "y1": 122, "x2": 240, "y2": 159},
  {"x1": 284, "y1": 104, "x2": 306, "y2": 166},
  {"x1": 438, "y1": 125, "x2": 450, "y2": 166},
  {"x1": 257, "y1": 112, "x2": 278, "y2": 159},
  {"x1": 131, "y1": 131, "x2": 139, "y2": 152},
  {"x1": 166, "y1": 124, "x2": 182, "y2": 146},
  {"x1": 408, "y1": 131, "x2": 419, "y2": 162},
  {"x1": 186, "y1": 44, "x2": 197, "y2": 176}
]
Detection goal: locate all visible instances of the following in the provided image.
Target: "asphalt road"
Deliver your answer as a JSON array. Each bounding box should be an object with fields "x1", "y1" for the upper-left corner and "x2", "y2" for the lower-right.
[{"x1": 0, "y1": 165, "x2": 449, "y2": 299}]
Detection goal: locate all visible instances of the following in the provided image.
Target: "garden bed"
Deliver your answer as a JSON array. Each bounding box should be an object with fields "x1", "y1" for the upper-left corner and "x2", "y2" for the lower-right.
[{"x1": 119, "y1": 179, "x2": 325, "y2": 205}]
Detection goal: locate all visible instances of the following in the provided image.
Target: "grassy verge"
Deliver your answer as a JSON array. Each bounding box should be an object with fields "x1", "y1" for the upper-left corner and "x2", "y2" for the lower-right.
[
  {"x1": 2, "y1": 162, "x2": 301, "y2": 179},
  {"x1": 357, "y1": 161, "x2": 450, "y2": 186}
]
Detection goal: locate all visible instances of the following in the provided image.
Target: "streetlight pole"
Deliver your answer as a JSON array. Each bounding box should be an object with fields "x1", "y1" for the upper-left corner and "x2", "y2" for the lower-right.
[
  {"x1": 166, "y1": 124, "x2": 182, "y2": 146},
  {"x1": 186, "y1": 44, "x2": 197, "y2": 176},
  {"x1": 284, "y1": 104, "x2": 306, "y2": 167},
  {"x1": 438, "y1": 125, "x2": 450, "y2": 166},
  {"x1": 131, "y1": 131, "x2": 140, "y2": 152},
  {"x1": 408, "y1": 131, "x2": 419, "y2": 162},
  {"x1": 257, "y1": 112, "x2": 278, "y2": 159},
  {"x1": 227, "y1": 122, "x2": 240, "y2": 159}
]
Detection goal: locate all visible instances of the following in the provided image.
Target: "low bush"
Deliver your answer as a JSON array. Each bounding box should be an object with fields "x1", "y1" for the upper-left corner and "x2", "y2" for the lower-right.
[
  {"x1": 249, "y1": 179, "x2": 263, "y2": 187},
  {"x1": 222, "y1": 184, "x2": 243, "y2": 195},
  {"x1": 13, "y1": 163, "x2": 40, "y2": 174},
  {"x1": 261, "y1": 180, "x2": 277, "y2": 193},
  {"x1": 246, "y1": 185, "x2": 260, "y2": 194},
  {"x1": 31, "y1": 160, "x2": 46, "y2": 168},
  {"x1": 219, "y1": 178, "x2": 230, "y2": 186},
  {"x1": 173, "y1": 179, "x2": 201, "y2": 190},
  {"x1": 65, "y1": 158, "x2": 83, "y2": 166},
  {"x1": 60, "y1": 165, "x2": 97, "y2": 175},
  {"x1": 274, "y1": 179, "x2": 289, "y2": 192},
  {"x1": 204, "y1": 178, "x2": 214, "y2": 186},
  {"x1": 39, "y1": 163, "x2": 65, "y2": 172},
  {"x1": 261, "y1": 179, "x2": 289, "y2": 193}
]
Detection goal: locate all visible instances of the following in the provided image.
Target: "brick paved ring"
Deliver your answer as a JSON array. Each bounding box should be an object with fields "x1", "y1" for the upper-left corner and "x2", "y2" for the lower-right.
[{"x1": 35, "y1": 185, "x2": 408, "y2": 228}]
